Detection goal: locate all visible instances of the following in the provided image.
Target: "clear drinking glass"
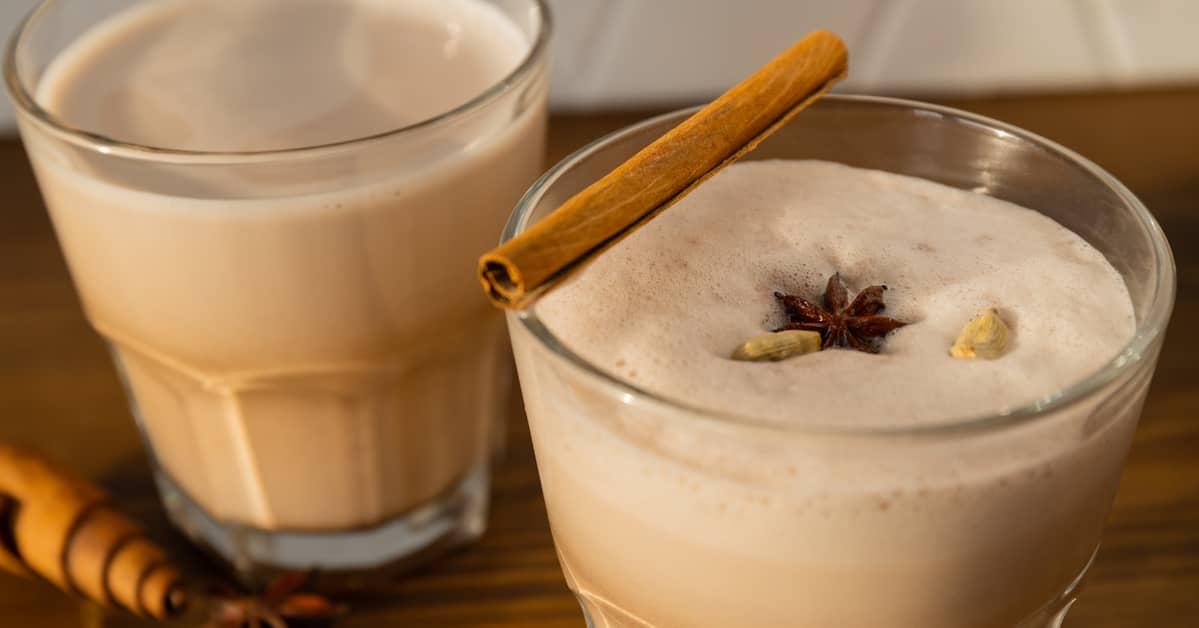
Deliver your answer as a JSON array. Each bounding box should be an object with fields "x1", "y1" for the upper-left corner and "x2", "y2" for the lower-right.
[
  {"x1": 505, "y1": 97, "x2": 1175, "y2": 627},
  {"x1": 6, "y1": 0, "x2": 549, "y2": 579}
]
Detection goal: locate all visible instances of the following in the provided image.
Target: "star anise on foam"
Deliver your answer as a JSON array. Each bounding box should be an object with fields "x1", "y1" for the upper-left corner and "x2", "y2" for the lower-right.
[
  {"x1": 774, "y1": 273, "x2": 909, "y2": 354},
  {"x1": 207, "y1": 571, "x2": 347, "y2": 628}
]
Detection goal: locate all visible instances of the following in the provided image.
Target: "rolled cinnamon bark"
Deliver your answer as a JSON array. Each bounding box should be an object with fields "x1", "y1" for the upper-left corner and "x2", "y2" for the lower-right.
[
  {"x1": 479, "y1": 30, "x2": 849, "y2": 309},
  {"x1": 0, "y1": 494, "x2": 26, "y2": 576},
  {"x1": 0, "y1": 441, "x2": 187, "y2": 619}
]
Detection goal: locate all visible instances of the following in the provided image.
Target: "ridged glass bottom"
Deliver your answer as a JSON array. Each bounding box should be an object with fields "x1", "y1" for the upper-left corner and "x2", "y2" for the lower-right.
[{"x1": 155, "y1": 462, "x2": 489, "y2": 586}]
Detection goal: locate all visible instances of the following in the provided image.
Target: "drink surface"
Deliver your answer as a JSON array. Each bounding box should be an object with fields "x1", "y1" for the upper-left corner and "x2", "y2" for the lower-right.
[
  {"x1": 538, "y1": 160, "x2": 1136, "y2": 428},
  {"x1": 40, "y1": 0, "x2": 527, "y2": 152},
  {"x1": 517, "y1": 160, "x2": 1143, "y2": 626},
  {"x1": 27, "y1": 0, "x2": 544, "y2": 532}
]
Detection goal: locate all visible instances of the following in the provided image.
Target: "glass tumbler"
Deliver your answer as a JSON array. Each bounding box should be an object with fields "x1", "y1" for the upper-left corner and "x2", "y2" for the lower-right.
[
  {"x1": 6, "y1": 0, "x2": 550, "y2": 579},
  {"x1": 505, "y1": 97, "x2": 1174, "y2": 627}
]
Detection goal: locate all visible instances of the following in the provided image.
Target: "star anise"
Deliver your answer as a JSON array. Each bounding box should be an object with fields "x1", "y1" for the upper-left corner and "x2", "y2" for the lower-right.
[
  {"x1": 774, "y1": 273, "x2": 908, "y2": 354},
  {"x1": 208, "y1": 571, "x2": 347, "y2": 628}
]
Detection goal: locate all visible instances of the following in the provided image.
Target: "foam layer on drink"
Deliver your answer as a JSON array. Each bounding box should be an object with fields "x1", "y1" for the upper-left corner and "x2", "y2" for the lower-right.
[
  {"x1": 40, "y1": 0, "x2": 527, "y2": 152},
  {"x1": 26, "y1": 0, "x2": 545, "y2": 534},
  {"x1": 538, "y1": 160, "x2": 1135, "y2": 429},
  {"x1": 517, "y1": 160, "x2": 1146, "y2": 626}
]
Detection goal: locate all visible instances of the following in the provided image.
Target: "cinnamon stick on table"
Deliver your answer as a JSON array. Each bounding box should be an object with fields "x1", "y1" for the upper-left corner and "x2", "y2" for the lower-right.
[
  {"x1": 0, "y1": 441, "x2": 187, "y2": 620},
  {"x1": 479, "y1": 29, "x2": 848, "y2": 309}
]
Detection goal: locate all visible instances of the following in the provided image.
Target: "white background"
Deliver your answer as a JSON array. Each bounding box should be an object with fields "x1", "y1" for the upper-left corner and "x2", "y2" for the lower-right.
[{"x1": 2, "y1": 0, "x2": 1197, "y2": 130}]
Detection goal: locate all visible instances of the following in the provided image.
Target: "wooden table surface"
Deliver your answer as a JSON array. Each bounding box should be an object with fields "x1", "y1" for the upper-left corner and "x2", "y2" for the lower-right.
[{"x1": 1, "y1": 90, "x2": 1197, "y2": 627}]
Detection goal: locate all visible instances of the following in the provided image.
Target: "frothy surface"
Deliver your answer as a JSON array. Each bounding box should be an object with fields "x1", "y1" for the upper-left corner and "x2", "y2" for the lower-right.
[
  {"x1": 38, "y1": 0, "x2": 527, "y2": 152},
  {"x1": 538, "y1": 160, "x2": 1135, "y2": 428}
]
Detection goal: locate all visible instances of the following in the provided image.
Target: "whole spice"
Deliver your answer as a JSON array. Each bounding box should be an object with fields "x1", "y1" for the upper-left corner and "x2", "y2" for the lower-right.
[
  {"x1": 0, "y1": 441, "x2": 186, "y2": 619},
  {"x1": 732, "y1": 329, "x2": 822, "y2": 361},
  {"x1": 950, "y1": 307, "x2": 1011, "y2": 359},
  {"x1": 478, "y1": 31, "x2": 848, "y2": 309},
  {"x1": 774, "y1": 273, "x2": 908, "y2": 354},
  {"x1": 208, "y1": 571, "x2": 346, "y2": 628}
]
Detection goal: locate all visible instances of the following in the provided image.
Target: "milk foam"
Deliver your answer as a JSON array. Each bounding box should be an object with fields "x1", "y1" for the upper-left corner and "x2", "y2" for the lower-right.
[
  {"x1": 539, "y1": 160, "x2": 1136, "y2": 428},
  {"x1": 519, "y1": 160, "x2": 1146, "y2": 625},
  {"x1": 38, "y1": 0, "x2": 527, "y2": 152}
]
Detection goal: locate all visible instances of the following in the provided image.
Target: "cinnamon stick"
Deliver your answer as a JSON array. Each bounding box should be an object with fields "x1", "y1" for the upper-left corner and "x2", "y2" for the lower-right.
[
  {"x1": 479, "y1": 30, "x2": 848, "y2": 309},
  {"x1": 0, "y1": 441, "x2": 187, "y2": 619}
]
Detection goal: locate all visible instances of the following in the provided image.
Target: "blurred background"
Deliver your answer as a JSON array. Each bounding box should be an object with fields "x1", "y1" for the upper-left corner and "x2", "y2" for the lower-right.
[
  {"x1": 2, "y1": 0, "x2": 1197, "y2": 128},
  {"x1": 544, "y1": 0, "x2": 1198, "y2": 107}
]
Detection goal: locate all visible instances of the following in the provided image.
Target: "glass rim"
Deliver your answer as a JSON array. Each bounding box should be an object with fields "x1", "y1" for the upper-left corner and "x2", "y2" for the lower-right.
[
  {"x1": 3, "y1": 0, "x2": 552, "y2": 164},
  {"x1": 503, "y1": 94, "x2": 1177, "y2": 438}
]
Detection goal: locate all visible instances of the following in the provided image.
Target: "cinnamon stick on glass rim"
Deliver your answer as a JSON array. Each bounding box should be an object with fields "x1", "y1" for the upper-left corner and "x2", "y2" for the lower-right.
[{"x1": 478, "y1": 29, "x2": 848, "y2": 309}]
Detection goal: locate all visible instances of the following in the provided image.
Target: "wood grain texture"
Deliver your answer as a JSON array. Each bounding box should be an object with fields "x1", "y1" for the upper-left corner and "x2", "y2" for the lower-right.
[{"x1": 1, "y1": 89, "x2": 1197, "y2": 627}]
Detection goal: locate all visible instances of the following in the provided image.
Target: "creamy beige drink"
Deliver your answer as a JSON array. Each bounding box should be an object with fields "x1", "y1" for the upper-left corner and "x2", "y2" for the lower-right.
[
  {"x1": 15, "y1": 0, "x2": 546, "y2": 563},
  {"x1": 513, "y1": 160, "x2": 1149, "y2": 627}
]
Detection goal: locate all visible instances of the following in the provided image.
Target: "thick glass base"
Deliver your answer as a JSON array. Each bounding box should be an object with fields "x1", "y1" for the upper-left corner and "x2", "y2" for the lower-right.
[
  {"x1": 155, "y1": 463, "x2": 489, "y2": 586},
  {"x1": 574, "y1": 550, "x2": 1094, "y2": 628}
]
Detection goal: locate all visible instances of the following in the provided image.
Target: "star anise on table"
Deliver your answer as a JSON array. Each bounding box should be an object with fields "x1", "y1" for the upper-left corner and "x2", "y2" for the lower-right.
[
  {"x1": 208, "y1": 571, "x2": 347, "y2": 628},
  {"x1": 774, "y1": 273, "x2": 909, "y2": 354}
]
